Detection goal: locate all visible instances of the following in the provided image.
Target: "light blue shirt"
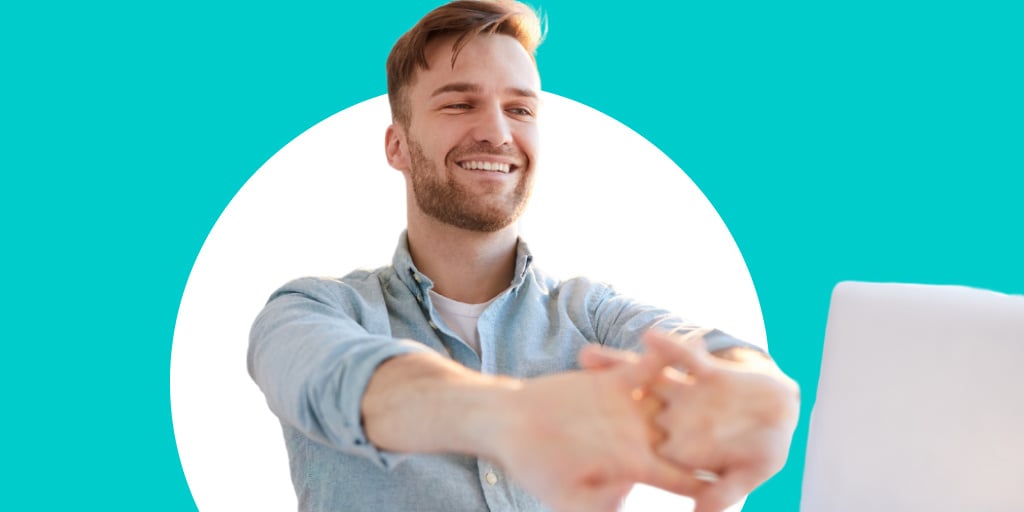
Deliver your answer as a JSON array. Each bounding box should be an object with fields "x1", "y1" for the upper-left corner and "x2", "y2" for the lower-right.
[{"x1": 248, "y1": 233, "x2": 751, "y2": 512}]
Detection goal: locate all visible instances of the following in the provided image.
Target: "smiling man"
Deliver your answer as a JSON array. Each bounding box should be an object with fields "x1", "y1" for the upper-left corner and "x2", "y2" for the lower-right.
[
  {"x1": 248, "y1": 2, "x2": 799, "y2": 512},
  {"x1": 389, "y1": 35, "x2": 536, "y2": 238}
]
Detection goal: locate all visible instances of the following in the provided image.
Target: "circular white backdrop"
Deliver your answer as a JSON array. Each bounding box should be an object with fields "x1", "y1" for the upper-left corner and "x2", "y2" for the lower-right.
[{"x1": 170, "y1": 93, "x2": 763, "y2": 511}]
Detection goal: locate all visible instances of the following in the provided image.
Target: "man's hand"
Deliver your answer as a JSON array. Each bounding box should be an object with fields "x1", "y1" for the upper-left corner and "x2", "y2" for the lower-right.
[
  {"x1": 488, "y1": 355, "x2": 707, "y2": 512},
  {"x1": 579, "y1": 330, "x2": 800, "y2": 512}
]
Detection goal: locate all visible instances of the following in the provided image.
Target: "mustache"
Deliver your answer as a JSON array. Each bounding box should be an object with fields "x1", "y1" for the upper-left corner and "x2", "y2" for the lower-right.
[{"x1": 447, "y1": 143, "x2": 526, "y2": 162}]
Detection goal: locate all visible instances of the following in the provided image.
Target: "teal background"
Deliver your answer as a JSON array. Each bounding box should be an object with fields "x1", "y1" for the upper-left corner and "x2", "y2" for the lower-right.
[{"x1": 3, "y1": 0, "x2": 1021, "y2": 510}]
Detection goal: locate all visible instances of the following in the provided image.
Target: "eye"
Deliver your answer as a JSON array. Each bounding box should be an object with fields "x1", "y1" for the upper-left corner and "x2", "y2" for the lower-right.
[
  {"x1": 442, "y1": 103, "x2": 473, "y2": 111},
  {"x1": 507, "y1": 107, "x2": 535, "y2": 118}
]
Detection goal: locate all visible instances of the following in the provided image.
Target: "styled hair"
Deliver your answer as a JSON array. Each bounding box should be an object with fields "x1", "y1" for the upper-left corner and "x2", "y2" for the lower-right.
[{"x1": 386, "y1": 0, "x2": 544, "y2": 125}]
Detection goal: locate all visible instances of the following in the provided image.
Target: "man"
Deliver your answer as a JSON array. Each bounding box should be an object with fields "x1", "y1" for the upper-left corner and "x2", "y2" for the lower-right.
[{"x1": 248, "y1": 1, "x2": 799, "y2": 511}]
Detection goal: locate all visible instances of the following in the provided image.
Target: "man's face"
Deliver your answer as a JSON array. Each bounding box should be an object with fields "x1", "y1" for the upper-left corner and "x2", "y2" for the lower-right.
[{"x1": 389, "y1": 33, "x2": 541, "y2": 232}]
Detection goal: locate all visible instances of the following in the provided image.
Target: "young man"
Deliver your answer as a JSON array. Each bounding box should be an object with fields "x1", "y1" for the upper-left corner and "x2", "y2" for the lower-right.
[{"x1": 248, "y1": 2, "x2": 799, "y2": 511}]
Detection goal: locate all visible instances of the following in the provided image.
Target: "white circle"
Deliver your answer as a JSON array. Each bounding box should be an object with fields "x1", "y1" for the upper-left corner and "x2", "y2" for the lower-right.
[{"x1": 170, "y1": 94, "x2": 761, "y2": 511}]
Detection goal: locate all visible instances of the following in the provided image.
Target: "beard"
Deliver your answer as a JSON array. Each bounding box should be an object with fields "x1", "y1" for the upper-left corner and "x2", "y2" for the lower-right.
[{"x1": 406, "y1": 137, "x2": 533, "y2": 233}]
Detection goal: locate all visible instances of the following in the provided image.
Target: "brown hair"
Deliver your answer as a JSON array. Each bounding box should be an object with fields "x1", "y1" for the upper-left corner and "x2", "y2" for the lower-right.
[{"x1": 386, "y1": 0, "x2": 544, "y2": 125}]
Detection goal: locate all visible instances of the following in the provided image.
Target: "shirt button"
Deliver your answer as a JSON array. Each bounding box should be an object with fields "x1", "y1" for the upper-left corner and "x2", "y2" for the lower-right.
[
  {"x1": 485, "y1": 471, "x2": 498, "y2": 485},
  {"x1": 413, "y1": 273, "x2": 422, "y2": 283},
  {"x1": 428, "y1": 321, "x2": 439, "y2": 330}
]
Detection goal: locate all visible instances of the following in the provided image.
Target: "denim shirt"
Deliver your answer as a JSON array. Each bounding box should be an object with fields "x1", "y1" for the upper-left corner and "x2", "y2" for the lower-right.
[{"x1": 248, "y1": 233, "x2": 751, "y2": 512}]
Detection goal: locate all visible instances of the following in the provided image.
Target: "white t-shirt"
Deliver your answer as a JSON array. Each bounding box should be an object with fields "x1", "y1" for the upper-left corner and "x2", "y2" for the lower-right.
[{"x1": 429, "y1": 290, "x2": 495, "y2": 355}]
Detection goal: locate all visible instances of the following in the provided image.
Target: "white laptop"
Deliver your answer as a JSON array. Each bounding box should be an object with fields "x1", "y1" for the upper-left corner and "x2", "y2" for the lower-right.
[{"x1": 801, "y1": 281, "x2": 1024, "y2": 511}]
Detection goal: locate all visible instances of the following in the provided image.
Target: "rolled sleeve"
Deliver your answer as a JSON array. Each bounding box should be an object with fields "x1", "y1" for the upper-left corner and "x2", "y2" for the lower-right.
[
  {"x1": 588, "y1": 281, "x2": 763, "y2": 355},
  {"x1": 248, "y1": 278, "x2": 433, "y2": 469}
]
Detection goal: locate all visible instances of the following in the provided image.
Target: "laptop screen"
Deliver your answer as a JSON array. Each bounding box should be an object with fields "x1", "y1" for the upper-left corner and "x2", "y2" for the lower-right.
[{"x1": 802, "y1": 281, "x2": 1024, "y2": 511}]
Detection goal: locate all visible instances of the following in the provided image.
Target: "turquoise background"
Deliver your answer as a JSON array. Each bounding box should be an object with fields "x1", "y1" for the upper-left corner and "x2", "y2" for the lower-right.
[{"x1": 3, "y1": 0, "x2": 1021, "y2": 510}]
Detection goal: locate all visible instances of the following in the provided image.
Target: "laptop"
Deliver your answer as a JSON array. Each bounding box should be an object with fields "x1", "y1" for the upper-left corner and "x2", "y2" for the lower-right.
[{"x1": 801, "y1": 281, "x2": 1024, "y2": 511}]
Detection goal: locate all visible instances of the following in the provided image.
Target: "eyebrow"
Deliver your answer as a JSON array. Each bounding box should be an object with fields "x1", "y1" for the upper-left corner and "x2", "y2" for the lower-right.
[{"x1": 430, "y1": 82, "x2": 538, "y2": 100}]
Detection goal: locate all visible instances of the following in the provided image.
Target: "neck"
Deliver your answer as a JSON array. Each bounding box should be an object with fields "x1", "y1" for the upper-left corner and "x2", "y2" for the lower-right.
[{"x1": 406, "y1": 214, "x2": 519, "y2": 304}]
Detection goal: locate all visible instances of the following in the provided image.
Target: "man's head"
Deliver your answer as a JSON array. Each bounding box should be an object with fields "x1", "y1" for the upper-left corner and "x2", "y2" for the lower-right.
[
  {"x1": 384, "y1": 1, "x2": 545, "y2": 233},
  {"x1": 386, "y1": 0, "x2": 543, "y2": 127}
]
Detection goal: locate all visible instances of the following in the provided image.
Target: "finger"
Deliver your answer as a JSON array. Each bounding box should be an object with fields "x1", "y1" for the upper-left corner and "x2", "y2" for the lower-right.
[
  {"x1": 637, "y1": 393, "x2": 662, "y2": 418},
  {"x1": 638, "y1": 456, "x2": 709, "y2": 498},
  {"x1": 577, "y1": 344, "x2": 637, "y2": 371},
  {"x1": 617, "y1": 346, "x2": 673, "y2": 389},
  {"x1": 643, "y1": 329, "x2": 712, "y2": 377},
  {"x1": 691, "y1": 471, "x2": 754, "y2": 512},
  {"x1": 638, "y1": 393, "x2": 667, "y2": 445},
  {"x1": 647, "y1": 365, "x2": 691, "y2": 403},
  {"x1": 653, "y1": 430, "x2": 716, "y2": 472}
]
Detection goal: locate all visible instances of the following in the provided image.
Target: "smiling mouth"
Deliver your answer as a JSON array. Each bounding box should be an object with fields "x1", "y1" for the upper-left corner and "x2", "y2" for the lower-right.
[{"x1": 457, "y1": 160, "x2": 513, "y2": 173}]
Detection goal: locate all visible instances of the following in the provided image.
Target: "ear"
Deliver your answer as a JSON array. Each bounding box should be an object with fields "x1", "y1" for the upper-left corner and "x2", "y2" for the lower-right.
[{"x1": 384, "y1": 123, "x2": 410, "y2": 171}]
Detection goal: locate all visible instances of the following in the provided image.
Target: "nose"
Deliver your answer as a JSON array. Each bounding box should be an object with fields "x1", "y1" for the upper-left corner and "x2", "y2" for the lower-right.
[{"x1": 471, "y1": 102, "x2": 513, "y2": 147}]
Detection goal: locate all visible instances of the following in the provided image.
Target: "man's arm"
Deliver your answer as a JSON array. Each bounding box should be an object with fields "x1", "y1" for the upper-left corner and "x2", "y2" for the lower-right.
[
  {"x1": 248, "y1": 278, "x2": 436, "y2": 467},
  {"x1": 250, "y1": 278, "x2": 705, "y2": 511},
  {"x1": 359, "y1": 351, "x2": 517, "y2": 455},
  {"x1": 584, "y1": 280, "x2": 763, "y2": 356},
  {"x1": 361, "y1": 349, "x2": 707, "y2": 512}
]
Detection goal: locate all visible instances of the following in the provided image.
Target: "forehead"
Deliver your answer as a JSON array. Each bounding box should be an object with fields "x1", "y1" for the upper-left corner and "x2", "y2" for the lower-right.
[{"x1": 408, "y1": 33, "x2": 540, "y2": 102}]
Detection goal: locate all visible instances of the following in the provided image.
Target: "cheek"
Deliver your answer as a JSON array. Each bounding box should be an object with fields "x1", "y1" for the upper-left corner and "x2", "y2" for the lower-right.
[
  {"x1": 416, "y1": 125, "x2": 462, "y2": 161},
  {"x1": 518, "y1": 127, "x2": 540, "y2": 161}
]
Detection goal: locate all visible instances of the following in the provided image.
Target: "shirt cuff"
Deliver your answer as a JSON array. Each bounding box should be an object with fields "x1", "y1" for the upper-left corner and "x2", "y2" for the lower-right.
[{"x1": 333, "y1": 338, "x2": 435, "y2": 470}]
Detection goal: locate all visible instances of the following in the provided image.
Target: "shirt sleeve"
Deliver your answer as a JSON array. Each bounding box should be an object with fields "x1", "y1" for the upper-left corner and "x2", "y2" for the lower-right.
[
  {"x1": 587, "y1": 282, "x2": 765, "y2": 355},
  {"x1": 247, "y1": 277, "x2": 433, "y2": 469}
]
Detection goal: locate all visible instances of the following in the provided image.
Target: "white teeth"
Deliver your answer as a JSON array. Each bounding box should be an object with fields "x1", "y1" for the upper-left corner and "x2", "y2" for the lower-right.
[{"x1": 459, "y1": 161, "x2": 511, "y2": 173}]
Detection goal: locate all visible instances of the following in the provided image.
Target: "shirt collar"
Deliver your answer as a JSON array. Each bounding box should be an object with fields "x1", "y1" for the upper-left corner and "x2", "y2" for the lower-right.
[{"x1": 392, "y1": 230, "x2": 534, "y2": 296}]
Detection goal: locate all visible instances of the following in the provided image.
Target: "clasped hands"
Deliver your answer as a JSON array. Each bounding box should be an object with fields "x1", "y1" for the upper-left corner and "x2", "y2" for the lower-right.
[{"x1": 492, "y1": 330, "x2": 800, "y2": 512}]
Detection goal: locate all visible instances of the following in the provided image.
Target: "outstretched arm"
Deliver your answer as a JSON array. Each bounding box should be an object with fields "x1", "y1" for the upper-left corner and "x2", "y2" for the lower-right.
[
  {"x1": 251, "y1": 278, "x2": 712, "y2": 511},
  {"x1": 362, "y1": 350, "x2": 708, "y2": 512}
]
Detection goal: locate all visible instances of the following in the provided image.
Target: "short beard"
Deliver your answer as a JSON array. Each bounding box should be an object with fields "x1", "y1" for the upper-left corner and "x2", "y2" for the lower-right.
[{"x1": 407, "y1": 137, "x2": 532, "y2": 233}]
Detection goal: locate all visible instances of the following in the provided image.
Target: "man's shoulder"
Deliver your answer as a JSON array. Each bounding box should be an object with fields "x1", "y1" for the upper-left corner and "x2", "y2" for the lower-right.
[
  {"x1": 270, "y1": 265, "x2": 395, "y2": 303},
  {"x1": 528, "y1": 265, "x2": 615, "y2": 301}
]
